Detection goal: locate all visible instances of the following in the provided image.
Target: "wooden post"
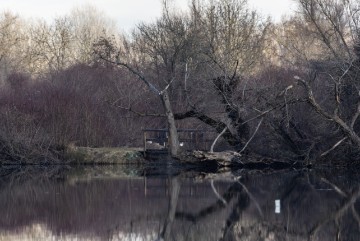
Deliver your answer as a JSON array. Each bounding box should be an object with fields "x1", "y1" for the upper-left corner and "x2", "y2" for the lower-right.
[{"x1": 144, "y1": 131, "x2": 147, "y2": 152}]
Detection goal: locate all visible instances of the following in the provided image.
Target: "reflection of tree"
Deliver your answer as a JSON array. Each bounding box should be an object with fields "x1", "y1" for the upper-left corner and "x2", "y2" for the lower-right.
[
  {"x1": 175, "y1": 182, "x2": 246, "y2": 223},
  {"x1": 309, "y1": 186, "x2": 360, "y2": 240},
  {"x1": 274, "y1": 173, "x2": 360, "y2": 241},
  {"x1": 174, "y1": 181, "x2": 250, "y2": 240},
  {"x1": 278, "y1": 174, "x2": 360, "y2": 240},
  {"x1": 173, "y1": 173, "x2": 360, "y2": 241},
  {"x1": 159, "y1": 177, "x2": 181, "y2": 241},
  {"x1": 220, "y1": 183, "x2": 250, "y2": 241},
  {"x1": 1, "y1": 168, "x2": 360, "y2": 241}
]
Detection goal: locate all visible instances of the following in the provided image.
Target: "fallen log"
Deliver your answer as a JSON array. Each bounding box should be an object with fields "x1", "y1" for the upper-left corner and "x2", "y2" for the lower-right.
[
  {"x1": 179, "y1": 150, "x2": 305, "y2": 169},
  {"x1": 189, "y1": 150, "x2": 242, "y2": 166}
]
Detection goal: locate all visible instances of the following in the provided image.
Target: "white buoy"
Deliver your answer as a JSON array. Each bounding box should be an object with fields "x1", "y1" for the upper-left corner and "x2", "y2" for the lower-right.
[{"x1": 275, "y1": 199, "x2": 281, "y2": 214}]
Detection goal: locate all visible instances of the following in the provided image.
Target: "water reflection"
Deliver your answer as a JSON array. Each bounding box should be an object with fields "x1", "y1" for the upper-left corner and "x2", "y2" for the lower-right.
[{"x1": 0, "y1": 166, "x2": 359, "y2": 240}]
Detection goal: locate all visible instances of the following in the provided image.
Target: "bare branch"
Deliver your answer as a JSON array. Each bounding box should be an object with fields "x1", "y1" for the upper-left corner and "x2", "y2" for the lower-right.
[
  {"x1": 351, "y1": 98, "x2": 360, "y2": 129},
  {"x1": 239, "y1": 117, "x2": 263, "y2": 154},
  {"x1": 99, "y1": 54, "x2": 161, "y2": 95},
  {"x1": 299, "y1": 0, "x2": 341, "y2": 59},
  {"x1": 316, "y1": 0, "x2": 352, "y2": 57},
  {"x1": 210, "y1": 126, "x2": 228, "y2": 153},
  {"x1": 159, "y1": 77, "x2": 175, "y2": 95},
  {"x1": 237, "y1": 181, "x2": 264, "y2": 218},
  {"x1": 320, "y1": 137, "x2": 348, "y2": 157},
  {"x1": 320, "y1": 177, "x2": 348, "y2": 197},
  {"x1": 295, "y1": 75, "x2": 360, "y2": 147},
  {"x1": 294, "y1": 75, "x2": 333, "y2": 120},
  {"x1": 351, "y1": 204, "x2": 360, "y2": 230},
  {"x1": 210, "y1": 180, "x2": 227, "y2": 205}
]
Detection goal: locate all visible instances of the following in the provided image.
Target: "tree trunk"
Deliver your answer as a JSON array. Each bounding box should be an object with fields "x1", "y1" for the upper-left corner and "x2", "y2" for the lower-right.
[
  {"x1": 161, "y1": 90, "x2": 179, "y2": 157},
  {"x1": 333, "y1": 116, "x2": 360, "y2": 147}
]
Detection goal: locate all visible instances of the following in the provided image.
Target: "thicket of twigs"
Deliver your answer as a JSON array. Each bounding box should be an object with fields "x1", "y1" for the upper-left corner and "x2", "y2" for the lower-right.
[{"x1": 1, "y1": 0, "x2": 360, "y2": 164}]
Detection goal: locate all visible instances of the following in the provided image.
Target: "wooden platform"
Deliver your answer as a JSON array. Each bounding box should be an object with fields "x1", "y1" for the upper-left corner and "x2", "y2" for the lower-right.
[
  {"x1": 143, "y1": 149, "x2": 169, "y2": 159},
  {"x1": 143, "y1": 129, "x2": 216, "y2": 156}
]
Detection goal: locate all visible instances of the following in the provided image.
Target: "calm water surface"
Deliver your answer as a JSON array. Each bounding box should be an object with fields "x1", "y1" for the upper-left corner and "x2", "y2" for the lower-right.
[{"x1": 0, "y1": 166, "x2": 359, "y2": 241}]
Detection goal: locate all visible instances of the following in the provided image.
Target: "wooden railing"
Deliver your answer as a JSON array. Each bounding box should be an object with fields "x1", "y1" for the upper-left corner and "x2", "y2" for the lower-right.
[{"x1": 143, "y1": 129, "x2": 215, "y2": 152}]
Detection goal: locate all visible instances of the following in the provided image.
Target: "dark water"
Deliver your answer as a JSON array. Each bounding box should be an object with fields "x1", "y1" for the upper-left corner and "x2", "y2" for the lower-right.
[{"x1": 0, "y1": 166, "x2": 359, "y2": 241}]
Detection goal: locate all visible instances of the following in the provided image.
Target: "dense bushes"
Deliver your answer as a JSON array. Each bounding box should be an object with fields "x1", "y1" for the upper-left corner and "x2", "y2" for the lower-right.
[
  {"x1": 0, "y1": 62, "x2": 359, "y2": 164},
  {"x1": 0, "y1": 64, "x2": 167, "y2": 163}
]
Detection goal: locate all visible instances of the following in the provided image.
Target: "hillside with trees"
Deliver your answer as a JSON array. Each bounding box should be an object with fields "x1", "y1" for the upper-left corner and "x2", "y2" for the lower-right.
[{"x1": 0, "y1": 0, "x2": 359, "y2": 164}]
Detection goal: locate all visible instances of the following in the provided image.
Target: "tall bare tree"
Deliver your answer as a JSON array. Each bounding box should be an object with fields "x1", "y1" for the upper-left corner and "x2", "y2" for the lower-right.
[
  {"x1": 0, "y1": 12, "x2": 27, "y2": 82},
  {"x1": 171, "y1": 0, "x2": 269, "y2": 151},
  {"x1": 292, "y1": 0, "x2": 360, "y2": 154},
  {"x1": 28, "y1": 17, "x2": 73, "y2": 73},
  {"x1": 94, "y1": 11, "x2": 188, "y2": 156},
  {"x1": 69, "y1": 4, "x2": 117, "y2": 64}
]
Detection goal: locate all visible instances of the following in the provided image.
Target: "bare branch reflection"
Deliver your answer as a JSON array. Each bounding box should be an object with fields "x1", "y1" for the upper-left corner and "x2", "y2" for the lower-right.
[{"x1": 0, "y1": 167, "x2": 358, "y2": 241}]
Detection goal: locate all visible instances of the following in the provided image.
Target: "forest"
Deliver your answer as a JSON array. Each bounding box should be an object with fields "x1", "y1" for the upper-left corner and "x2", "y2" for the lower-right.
[{"x1": 0, "y1": 0, "x2": 359, "y2": 164}]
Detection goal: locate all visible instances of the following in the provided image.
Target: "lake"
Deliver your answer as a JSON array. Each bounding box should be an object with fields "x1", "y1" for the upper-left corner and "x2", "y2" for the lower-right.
[{"x1": 0, "y1": 165, "x2": 359, "y2": 240}]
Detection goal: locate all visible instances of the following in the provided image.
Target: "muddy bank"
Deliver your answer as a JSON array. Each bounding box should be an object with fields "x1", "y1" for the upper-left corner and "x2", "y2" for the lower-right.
[
  {"x1": 65, "y1": 147, "x2": 310, "y2": 170},
  {"x1": 65, "y1": 146, "x2": 145, "y2": 164}
]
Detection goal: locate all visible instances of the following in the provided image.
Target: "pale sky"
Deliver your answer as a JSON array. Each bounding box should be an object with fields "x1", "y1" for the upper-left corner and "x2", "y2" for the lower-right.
[{"x1": 0, "y1": 0, "x2": 296, "y2": 32}]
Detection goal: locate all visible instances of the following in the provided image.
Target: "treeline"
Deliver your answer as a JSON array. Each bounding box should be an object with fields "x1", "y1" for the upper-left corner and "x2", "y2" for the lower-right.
[{"x1": 0, "y1": 0, "x2": 360, "y2": 164}]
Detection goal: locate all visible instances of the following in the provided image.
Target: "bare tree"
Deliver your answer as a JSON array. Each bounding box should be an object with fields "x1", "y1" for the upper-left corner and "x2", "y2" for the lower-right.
[
  {"x1": 27, "y1": 17, "x2": 73, "y2": 73},
  {"x1": 94, "y1": 29, "x2": 183, "y2": 156},
  {"x1": 0, "y1": 12, "x2": 27, "y2": 82},
  {"x1": 93, "y1": 0, "x2": 271, "y2": 153},
  {"x1": 68, "y1": 4, "x2": 118, "y2": 64},
  {"x1": 291, "y1": 0, "x2": 360, "y2": 154},
  {"x1": 172, "y1": 0, "x2": 269, "y2": 151},
  {"x1": 297, "y1": 0, "x2": 355, "y2": 60}
]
